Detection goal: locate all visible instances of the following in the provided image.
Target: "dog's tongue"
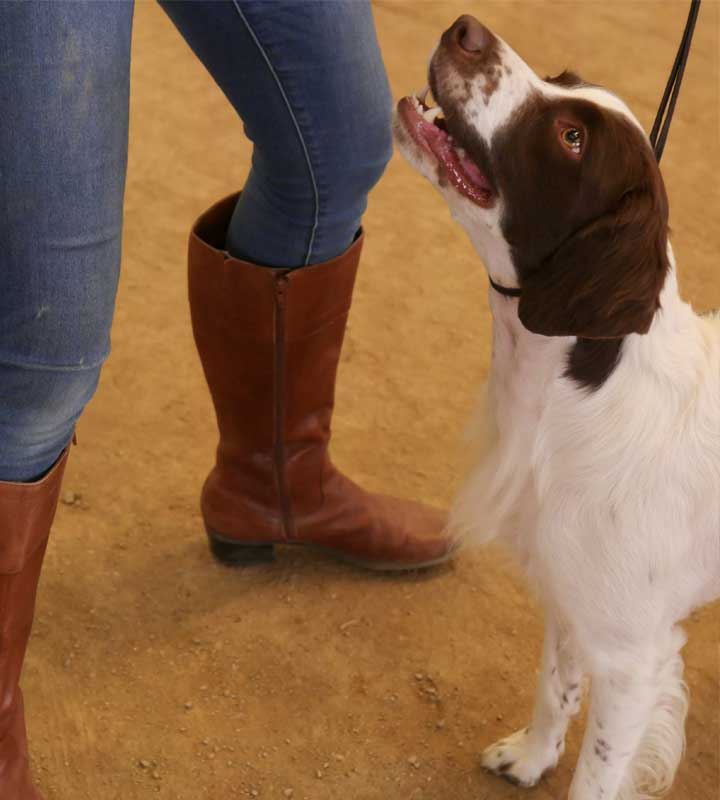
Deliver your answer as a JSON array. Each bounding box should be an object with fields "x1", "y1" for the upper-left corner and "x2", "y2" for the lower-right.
[
  {"x1": 416, "y1": 114, "x2": 493, "y2": 204},
  {"x1": 459, "y1": 154, "x2": 488, "y2": 187}
]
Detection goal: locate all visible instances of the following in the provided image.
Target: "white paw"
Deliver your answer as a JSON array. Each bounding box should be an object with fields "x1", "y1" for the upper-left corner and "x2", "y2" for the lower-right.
[{"x1": 481, "y1": 728, "x2": 562, "y2": 788}]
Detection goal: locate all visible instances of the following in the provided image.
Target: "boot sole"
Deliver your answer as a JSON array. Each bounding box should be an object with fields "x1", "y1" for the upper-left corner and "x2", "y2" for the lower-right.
[{"x1": 206, "y1": 527, "x2": 455, "y2": 572}]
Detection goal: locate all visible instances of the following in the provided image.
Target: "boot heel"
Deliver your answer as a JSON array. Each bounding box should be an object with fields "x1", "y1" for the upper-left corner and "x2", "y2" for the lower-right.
[{"x1": 206, "y1": 528, "x2": 275, "y2": 566}]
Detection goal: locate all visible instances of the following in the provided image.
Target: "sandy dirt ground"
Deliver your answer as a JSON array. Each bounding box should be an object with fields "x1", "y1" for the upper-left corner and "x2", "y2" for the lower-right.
[{"x1": 27, "y1": 2, "x2": 719, "y2": 799}]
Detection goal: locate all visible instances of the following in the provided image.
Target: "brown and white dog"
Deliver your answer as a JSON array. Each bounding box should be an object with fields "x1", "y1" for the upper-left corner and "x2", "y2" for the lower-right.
[{"x1": 394, "y1": 15, "x2": 720, "y2": 800}]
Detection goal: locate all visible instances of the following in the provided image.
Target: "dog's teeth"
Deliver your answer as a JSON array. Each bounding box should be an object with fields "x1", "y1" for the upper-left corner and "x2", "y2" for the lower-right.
[
  {"x1": 422, "y1": 106, "x2": 443, "y2": 123},
  {"x1": 418, "y1": 85, "x2": 430, "y2": 104},
  {"x1": 457, "y1": 147, "x2": 467, "y2": 158}
]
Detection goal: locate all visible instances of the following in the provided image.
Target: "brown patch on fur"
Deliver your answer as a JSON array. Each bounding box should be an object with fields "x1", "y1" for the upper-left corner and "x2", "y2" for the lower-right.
[
  {"x1": 515, "y1": 135, "x2": 669, "y2": 342},
  {"x1": 488, "y1": 95, "x2": 669, "y2": 387}
]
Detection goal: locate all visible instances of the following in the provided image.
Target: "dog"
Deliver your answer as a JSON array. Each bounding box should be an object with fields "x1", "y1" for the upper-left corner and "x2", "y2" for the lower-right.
[{"x1": 394, "y1": 14, "x2": 720, "y2": 800}]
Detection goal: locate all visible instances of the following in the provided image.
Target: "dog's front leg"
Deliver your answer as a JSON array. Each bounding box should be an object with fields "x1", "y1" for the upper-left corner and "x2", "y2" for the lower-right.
[
  {"x1": 569, "y1": 656, "x2": 658, "y2": 800},
  {"x1": 481, "y1": 613, "x2": 582, "y2": 787}
]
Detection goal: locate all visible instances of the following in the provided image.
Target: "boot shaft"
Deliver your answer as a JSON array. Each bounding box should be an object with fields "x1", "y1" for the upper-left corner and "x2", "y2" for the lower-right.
[
  {"x1": 188, "y1": 194, "x2": 362, "y2": 529},
  {"x1": 0, "y1": 447, "x2": 69, "y2": 800},
  {"x1": 0, "y1": 449, "x2": 68, "y2": 718}
]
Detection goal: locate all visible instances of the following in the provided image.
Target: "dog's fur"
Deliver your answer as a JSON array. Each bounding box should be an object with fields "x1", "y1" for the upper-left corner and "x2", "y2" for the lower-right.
[{"x1": 394, "y1": 16, "x2": 720, "y2": 800}]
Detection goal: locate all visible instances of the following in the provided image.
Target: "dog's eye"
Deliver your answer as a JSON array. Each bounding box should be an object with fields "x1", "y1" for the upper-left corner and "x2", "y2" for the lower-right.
[{"x1": 560, "y1": 127, "x2": 583, "y2": 154}]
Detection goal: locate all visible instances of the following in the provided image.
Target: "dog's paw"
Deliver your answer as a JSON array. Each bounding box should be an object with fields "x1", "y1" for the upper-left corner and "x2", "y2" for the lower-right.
[{"x1": 481, "y1": 728, "x2": 562, "y2": 788}]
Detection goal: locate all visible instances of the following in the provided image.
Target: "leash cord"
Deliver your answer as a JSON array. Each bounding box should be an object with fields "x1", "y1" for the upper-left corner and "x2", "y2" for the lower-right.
[{"x1": 650, "y1": 0, "x2": 702, "y2": 162}]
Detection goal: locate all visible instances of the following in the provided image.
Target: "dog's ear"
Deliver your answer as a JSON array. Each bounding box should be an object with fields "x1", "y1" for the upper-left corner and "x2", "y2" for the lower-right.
[{"x1": 518, "y1": 180, "x2": 670, "y2": 340}]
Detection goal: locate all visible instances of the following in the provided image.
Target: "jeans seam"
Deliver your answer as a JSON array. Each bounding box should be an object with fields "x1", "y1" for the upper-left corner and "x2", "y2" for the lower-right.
[
  {"x1": 0, "y1": 357, "x2": 106, "y2": 373},
  {"x1": 231, "y1": 1, "x2": 320, "y2": 266}
]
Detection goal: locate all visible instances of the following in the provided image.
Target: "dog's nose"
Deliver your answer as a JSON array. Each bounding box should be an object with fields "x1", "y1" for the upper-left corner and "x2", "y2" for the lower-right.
[{"x1": 448, "y1": 15, "x2": 491, "y2": 54}]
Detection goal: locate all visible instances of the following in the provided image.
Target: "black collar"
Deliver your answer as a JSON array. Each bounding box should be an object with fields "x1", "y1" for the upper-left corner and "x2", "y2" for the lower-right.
[{"x1": 489, "y1": 276, "x2": 522, "y2": 298}]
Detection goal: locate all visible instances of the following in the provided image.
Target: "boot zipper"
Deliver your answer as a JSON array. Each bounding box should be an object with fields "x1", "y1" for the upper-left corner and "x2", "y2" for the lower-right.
[{"x1": 273, "y1": 275, "x2": 295, "y2": 540}]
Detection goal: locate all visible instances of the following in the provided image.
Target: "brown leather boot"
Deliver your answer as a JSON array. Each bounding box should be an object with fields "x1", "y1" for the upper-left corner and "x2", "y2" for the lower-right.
[
  {"x1": 188, "y1": 193, "x2": 453, "y2": 570},
  {"x1": 0, "y1": 447, "x2": 69, "y2": 800}
]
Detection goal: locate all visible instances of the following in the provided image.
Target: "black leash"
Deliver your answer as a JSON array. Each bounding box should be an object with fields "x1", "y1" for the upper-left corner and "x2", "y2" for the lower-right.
[
  {"x1": 650, "y1": 0, "x2": 701, "y2": 162},
  {"x1": 490, "y1": 0, "x2": 702, "y2": 299}
]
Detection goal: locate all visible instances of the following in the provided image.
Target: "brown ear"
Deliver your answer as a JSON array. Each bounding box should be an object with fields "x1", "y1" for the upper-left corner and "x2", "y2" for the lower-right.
[{"x1": 518, "y1": 185, "x2": 669, "y2": 339}]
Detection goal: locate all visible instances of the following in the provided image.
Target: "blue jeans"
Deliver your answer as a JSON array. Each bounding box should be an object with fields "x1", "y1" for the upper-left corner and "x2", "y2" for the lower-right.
[{"x1": 0, "y1": 0, "x2": 392, "y2": 482}]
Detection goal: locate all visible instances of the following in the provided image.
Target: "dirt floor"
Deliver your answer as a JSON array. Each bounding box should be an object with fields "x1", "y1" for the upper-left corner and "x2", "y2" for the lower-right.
[{"x1": 28, "y1": 2, "x2": 719, "y2": 799}]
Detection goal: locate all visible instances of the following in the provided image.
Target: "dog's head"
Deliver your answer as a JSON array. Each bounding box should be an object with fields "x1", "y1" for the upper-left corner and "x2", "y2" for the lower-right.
[{"x1": 394, "y1": 15, "x2": 670, "y2": 339}]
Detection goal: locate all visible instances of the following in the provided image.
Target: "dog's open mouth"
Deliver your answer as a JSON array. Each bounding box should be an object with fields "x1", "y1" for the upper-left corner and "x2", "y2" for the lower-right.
[{"x1": 397, "y1": 89, "x2": 495, "y2": 208}]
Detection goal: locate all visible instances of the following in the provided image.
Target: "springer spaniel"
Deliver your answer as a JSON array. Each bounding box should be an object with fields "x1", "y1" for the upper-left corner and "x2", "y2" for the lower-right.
[{"x1": 394, "y1": 15, "x2": 720, "y2": 800}]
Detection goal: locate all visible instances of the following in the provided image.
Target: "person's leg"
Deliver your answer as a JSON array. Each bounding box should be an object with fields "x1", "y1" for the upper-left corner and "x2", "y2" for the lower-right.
[
  {"x1": 159, "y1": 0, "x2": 393, "y2": 267},
  {"x1": 0, "y1": 0, "x2": 134, "y2": 481},
  {"x1": 159, "y1": 1, "x2": 452, "y2": 569},
  {"x1": 0, "y1": 4, "x2": 133, "y2": 797}
]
